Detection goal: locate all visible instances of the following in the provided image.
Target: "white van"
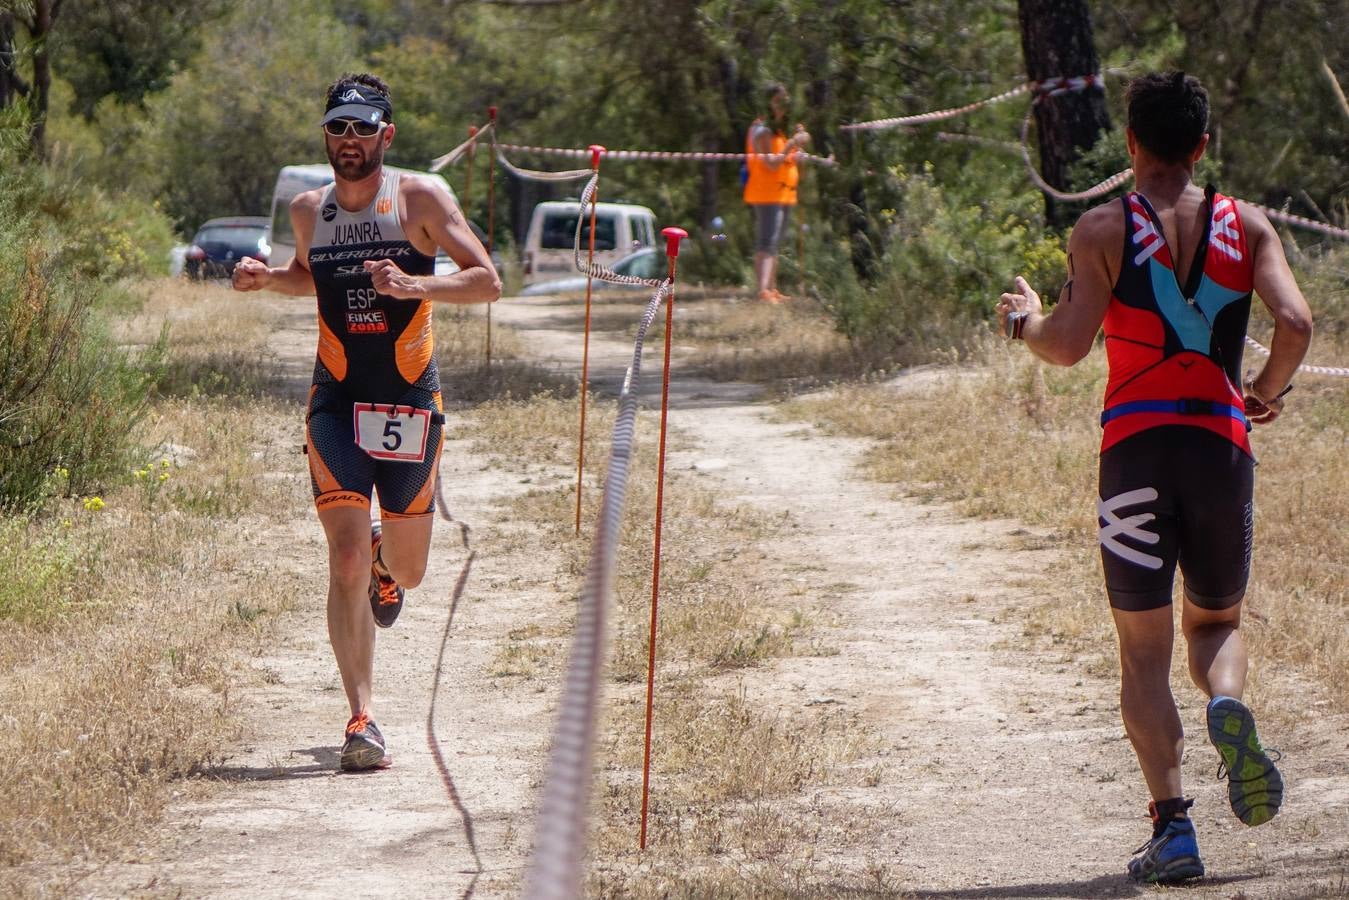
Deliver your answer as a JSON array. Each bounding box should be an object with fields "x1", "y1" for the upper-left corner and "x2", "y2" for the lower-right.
[
  {"x1": 267, "y1": 163, "x2": 463, "y2": 270},
  {"x1": 522, "y1": 201, "x2": 657, "y2": 284}
]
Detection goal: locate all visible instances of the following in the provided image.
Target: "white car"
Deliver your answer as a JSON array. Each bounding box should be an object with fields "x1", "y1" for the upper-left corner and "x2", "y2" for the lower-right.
[{"x1": 522, "y1": 200, "x2": 657, "y2": 285}]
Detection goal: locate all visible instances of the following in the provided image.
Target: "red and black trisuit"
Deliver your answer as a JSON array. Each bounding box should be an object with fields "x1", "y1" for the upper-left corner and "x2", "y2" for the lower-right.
[{"x1": 1097, "y1": 187, "x2": 1256, "y2": 612}]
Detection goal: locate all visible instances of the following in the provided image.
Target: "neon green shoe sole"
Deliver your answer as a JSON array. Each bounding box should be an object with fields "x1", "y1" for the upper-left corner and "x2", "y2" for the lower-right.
[{"x1": 1207, "y1": 696, "x2": 1283, "y2": 826}]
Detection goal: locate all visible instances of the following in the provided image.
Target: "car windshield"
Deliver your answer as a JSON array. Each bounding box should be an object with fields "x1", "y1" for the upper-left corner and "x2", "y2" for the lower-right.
[
  {"x1": 540, "y1": 212, "x2": 616, "y2": 251},
  {"x1": 195, "y1": 225, "x2": 267, "y2": 247},
  {"x1": 613, "y1": 251, "x2": 662, "y2": 279}
]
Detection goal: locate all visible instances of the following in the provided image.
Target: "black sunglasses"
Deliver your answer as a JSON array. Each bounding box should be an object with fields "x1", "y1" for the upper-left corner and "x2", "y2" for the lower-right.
[{"x1": 324, "y1": 118, "x2": 383, "y2": 138}]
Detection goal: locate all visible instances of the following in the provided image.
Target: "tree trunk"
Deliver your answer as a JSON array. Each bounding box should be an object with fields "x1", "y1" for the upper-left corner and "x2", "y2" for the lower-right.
[
  {"x1": 14, "y1": 0, "x2": 61, "y2": 159},
  {"x1": 1, "y1": 10, "x2": 30, "y2": 110},
  {"x1": 1017, "y1": 0, "x2": 1111, "y2": 226},
  {"x1": 699, "y1": 145, "x2": 719, "y2": 230},
  {"x1": 808, "y1": 2, "x2": 879, "y2": 282}
]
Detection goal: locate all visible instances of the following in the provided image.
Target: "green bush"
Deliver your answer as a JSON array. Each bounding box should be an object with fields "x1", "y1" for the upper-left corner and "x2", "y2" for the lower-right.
[
  {"x1": 813, "y1": 163, "x2": 1066, "y2": 361},
  {"x1": 1288, "y1": 242, "x2": 1349, "y2": 341},
  {"x1": 0, "y1": 142, "x2": 169, "y2": 509},
  {"x1": 0, "y1": 514, "x2": 80, "y2": 623}
]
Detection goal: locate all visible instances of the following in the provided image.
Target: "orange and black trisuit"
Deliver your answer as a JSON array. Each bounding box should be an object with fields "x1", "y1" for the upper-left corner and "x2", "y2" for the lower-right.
[
  {"x1": 305, "y1": 171, "x2": 444, "y2": 519},
  {"x1": 1097, "y1": 187, "x2": 1255, "y2": 612}
]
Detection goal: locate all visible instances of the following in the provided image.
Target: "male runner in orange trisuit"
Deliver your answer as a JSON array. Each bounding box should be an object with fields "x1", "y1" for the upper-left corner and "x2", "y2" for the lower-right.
[{"x1": 233, "y1": 72, "x2": 500, "y2": 771}]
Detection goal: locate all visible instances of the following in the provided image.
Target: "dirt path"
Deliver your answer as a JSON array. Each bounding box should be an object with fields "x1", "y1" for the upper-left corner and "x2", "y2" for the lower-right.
[{"x1": 86, "y1": 289, "x2": 1348, "y2": 898}]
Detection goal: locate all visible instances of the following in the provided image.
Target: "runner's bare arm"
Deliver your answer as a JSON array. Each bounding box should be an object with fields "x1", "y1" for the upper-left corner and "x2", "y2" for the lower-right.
[
  {"x1": 1238, "y1": 201, "x2": 1313, "y2": 418},
  {"x1": 997, "y1": 207, "x2": 1116, "y2": 366},
  {"x1": 231, "y1": 193, "x2": 319, "y2": 296},
  {"x1": 365, "y1": 178, "x2": 501, "y2": 304}
]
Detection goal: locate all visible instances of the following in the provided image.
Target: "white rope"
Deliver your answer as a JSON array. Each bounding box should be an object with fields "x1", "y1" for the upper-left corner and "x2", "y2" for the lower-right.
[
  {"x1": 522, "y1": 163, "x2": 685, "y2": 899},
  {"x1": 568, "y1": 173, "x2": 669, "y2": 287},
  {"x1": 429, "y1": 121, "x2": 494, "y2": 173},
  {"x1": 1018, "y1": 108, "x2": 1134, "y2": 202},
  {"x1": 841, "y1": 83, "x2": 1032, "y2": 132},
  {"x1": 1244, "y1": 336, "x2": 1349, "y2": 377},
  {"x1": 523, "y1": 275, "x2": 672, "y2": 899},
  {"x1": 1257, "y1": 206, "x2": 1349, "y2": 241},
  {"x1": 495, "y1": 147, "x2": 593, "y2": 183},
  {"x1": 842, "y1": 75, "x2": 1104, "y2": 132}
]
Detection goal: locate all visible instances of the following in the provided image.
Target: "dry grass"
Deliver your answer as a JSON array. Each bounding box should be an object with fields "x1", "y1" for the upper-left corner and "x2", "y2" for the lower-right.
[
  {"x1": 434, "y1": 304, "x2": 579, "y2": 405},
  {"x1": 455, "y1": 389, "x2": 878, "y2": 894},
  {"x1": 117, "y1": 279, "x2": 285, "y2": 398},
  {"x1": 0, "y1": 280, "x2": 307, "y2": 880},
  {"x1": 784, "y1": 329, "x2": 1349, "y2": 710},
  {"x1": 508, "y1": 287, "x2": 870, "y2": 391},
  {"x1": 671, "y1": 295, "x2": 866, "y2": 388},
  {"x1": 587, "y1": 690, "x2": 885, "y2": 898}
]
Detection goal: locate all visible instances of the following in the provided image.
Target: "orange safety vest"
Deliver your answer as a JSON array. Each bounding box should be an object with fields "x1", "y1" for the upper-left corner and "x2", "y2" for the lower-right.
[{"x1": 743, "y1": 121, "x2": 800, "y2": 206}]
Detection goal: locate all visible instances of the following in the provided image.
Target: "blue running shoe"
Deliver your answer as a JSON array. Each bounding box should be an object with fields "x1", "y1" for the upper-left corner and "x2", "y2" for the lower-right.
[
  {"x1": 1127, "y1": 814, "x2": 1205, "y2": 884},
  {"x1": 1207, "y1": 695, "x2": 1283, "y2": 826}
]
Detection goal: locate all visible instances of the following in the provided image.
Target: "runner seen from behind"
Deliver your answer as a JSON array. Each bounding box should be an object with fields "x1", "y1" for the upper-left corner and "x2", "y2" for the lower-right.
[
  {"x1": 232, "y1": 73, "x2": 501, "y2": 771},
  {"x1": 995, "y1": 72, "x2": 1312, "y2": 884}
]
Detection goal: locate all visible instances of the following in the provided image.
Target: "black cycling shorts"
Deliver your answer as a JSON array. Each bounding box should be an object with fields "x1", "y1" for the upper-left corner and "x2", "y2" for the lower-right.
[
  {"x1": 1097, "y1": 426, "x2": 1254, "y2": 612},
  {"x1": 305, "y1": 363, "x2": 444, "y2": 519}
]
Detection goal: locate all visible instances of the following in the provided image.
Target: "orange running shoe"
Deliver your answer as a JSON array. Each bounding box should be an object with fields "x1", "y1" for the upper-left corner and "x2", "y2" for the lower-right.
[
  {"x1": 340, "y1": 711, "x2": 392, "y2": 772},
  {"x1": 368, "y1": 523, "x2": 405, "y2": 628}
]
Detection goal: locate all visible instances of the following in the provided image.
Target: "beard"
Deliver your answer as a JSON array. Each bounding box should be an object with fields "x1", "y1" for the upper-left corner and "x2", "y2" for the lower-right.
[{"x1": 327, "y1": 138, "x2": 384, "y2": 181}]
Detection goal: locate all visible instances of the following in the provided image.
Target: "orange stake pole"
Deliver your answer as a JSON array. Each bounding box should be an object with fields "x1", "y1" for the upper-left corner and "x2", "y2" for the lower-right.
[
  {"x1": 575, "y1": 145, "x2": 606, "y2": 534},
  {"x1": 797, "y1": 207, "x2": 805, "y2": 293},
  {"x1": 463, "y1": 125, "x2": 477, "y2": 214},
  {"x1": 485, "y1": 106, "x2": 498, "y2": 373},
  {"x1": 639, "y1": 225, "x2": 689, "y2": 851}
]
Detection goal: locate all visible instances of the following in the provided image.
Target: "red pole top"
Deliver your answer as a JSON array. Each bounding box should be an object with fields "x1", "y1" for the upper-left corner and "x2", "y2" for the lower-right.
[
  {"x1": 589, "y1": 144, "x2": 606, "y2": 169},
  {"x1": 661, "y1": 226, "x2": 689, "y2": 258},
  {"x1": 488, "y1": 106, "x2": 498, "y2": 122}
]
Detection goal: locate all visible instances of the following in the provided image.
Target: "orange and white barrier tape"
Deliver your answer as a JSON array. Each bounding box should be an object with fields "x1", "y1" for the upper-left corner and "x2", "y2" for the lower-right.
[{"x1": 497, "y1": 142, "x2": 836, "y2": 167}]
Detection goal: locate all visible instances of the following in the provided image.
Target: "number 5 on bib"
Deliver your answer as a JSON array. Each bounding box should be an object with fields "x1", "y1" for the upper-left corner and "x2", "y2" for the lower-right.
[{"x1": 353, "y1": 403, "x2": 431, "y2": 462}]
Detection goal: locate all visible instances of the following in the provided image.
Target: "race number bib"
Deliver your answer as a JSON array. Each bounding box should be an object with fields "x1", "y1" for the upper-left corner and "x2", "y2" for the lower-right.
[{"x1": 353, "y1": 403, "x2": 431, "y2": 462}]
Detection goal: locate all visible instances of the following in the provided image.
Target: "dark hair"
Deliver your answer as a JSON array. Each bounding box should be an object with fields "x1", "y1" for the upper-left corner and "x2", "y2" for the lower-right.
[
  {"x1": 761, "y1": 82, "x2": 789, "y2": 128},
  {"x1": 1126, "y1": 72, "x2": 1208, "y2": 164},
  {"x1": 326, "y1": 72, "x2": 392, "y2": 108}
]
